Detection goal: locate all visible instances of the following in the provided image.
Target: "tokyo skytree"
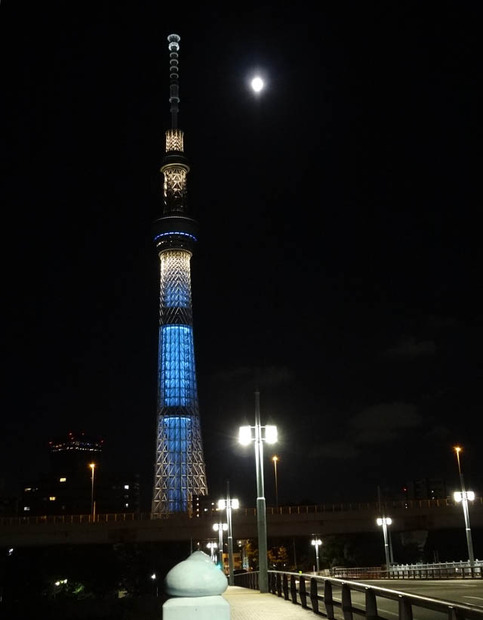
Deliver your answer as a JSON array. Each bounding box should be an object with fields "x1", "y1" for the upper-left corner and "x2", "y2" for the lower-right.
[{"x1": 151, "y1": 34, "x2": 208, "y2": 515}]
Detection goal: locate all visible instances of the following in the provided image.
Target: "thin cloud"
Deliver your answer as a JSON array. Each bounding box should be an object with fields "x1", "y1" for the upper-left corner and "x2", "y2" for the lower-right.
[
  {"x1": 309, "y1": 402, "x2": 422, "y2": 459},
  {"x1": 308, "y1": 440, "x2": 361, "y2": 460},
  {"x1": 383, "y1": 337, "x2": 436, "y2": 359},
  {"x1": 211, "y1": 365, "x2": 294, "y2": 386},
  {"x1": 350, "y1": 402, "x2": 422, "y2": 432}
]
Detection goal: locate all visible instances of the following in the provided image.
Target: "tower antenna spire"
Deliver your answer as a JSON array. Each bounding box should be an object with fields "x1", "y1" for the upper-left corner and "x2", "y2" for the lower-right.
[{"x1": 167, "y1": 34, "x2": 180, "y2": 129}]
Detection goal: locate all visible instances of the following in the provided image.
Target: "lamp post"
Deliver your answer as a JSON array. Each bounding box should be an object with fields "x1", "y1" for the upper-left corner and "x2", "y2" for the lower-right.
[
  {"x1": 239, "y1": 390, "x2": 277, "y2": 593},
  {"x1": 217, "y1": 483, "x2": 239, "y2": 585},
  {"x1": 377, "y1": 517, "x2": 392, "y2": 569},
  {"x1": 206, "y1": 541, "x2": 218, "y2": 562},
  {"x1": 272, "y1": 455, "x2": 279, "y2": 509},
  {"x1": 311, "y1": 537, "x2": 322, "y2": 573},
  {"x1": 150, "y1": 573, "x2": 158, "y2": 597},
  {"x1": 213, "y1": 522, "x2": 228, "y2": 567},
  {"x1": 453, "y1": 446, "x2": 475, "y2": 569},
  {"x1": 88, "y1": 463, "x2": 96, "y2": 520}
]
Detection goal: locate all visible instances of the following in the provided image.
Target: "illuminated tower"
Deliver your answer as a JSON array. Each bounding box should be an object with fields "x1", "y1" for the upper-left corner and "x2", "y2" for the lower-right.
[{"x1": 151, "y1": 34, "x2": 208, "y2": 515}]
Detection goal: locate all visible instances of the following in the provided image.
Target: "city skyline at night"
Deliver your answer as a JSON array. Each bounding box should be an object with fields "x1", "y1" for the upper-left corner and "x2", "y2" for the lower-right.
[{"x1": 1, "y1": 3, "x2": 481, "y2": 511}]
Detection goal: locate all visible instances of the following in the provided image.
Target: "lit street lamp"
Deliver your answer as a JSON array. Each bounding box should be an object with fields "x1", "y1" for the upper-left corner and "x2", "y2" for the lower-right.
[
  {"x1": 213, "y1": 521, "x2": 228, "y2": 567},
  {"x1": 272, "y1": 455, "x2": 279, "y2": 509},
  {"x1": 453, "y1": 446, "x2": 475, "y2": 569},
  {"x1": 239, "y1": 390, "x2": 277, "y2": 593},
  {"x1": 311, "y1": 537, "x2": 322, "y2": 573},
  {"x1": 88, "y1": 463, "x2": 96, "y2": 520},
  {"x1": 206, "y1": 541, "x2": 218, "y2": 562},
  {"x1": 150, "y1": 573, "x2": 158, "y2": 597},
  {"x1": 377, "y1": 517, "x2": 392, "y2": 569},
  {"x1": 218, "y1": 483, "x2": 239, "y2": 585}
]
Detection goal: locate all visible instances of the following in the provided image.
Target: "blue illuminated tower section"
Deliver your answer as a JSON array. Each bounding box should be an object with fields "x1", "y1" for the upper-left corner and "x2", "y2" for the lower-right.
[{"x1": 151, "y1": 34, "x2": 208, "y2": 515}]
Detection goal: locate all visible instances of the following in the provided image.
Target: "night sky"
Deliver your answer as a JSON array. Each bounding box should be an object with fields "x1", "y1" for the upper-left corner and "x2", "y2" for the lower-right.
[{"x1": 2, "y1": 2, "x2": 482, "y2": 511}]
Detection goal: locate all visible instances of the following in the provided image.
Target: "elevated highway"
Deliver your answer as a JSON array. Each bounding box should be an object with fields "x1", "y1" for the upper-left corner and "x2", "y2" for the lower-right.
[{"x1": 1, "y1": 498, "x2": 482, "y2": 547}]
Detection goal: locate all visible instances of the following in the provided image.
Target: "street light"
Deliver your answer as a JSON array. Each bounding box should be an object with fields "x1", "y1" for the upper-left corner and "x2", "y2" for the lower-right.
[
  {"x1": 453, "y1": 445, "x2": 475, "y2": 569},
  {"x1": 272, "y1": 455, "x2": 279, "y2": 509},
  {"x1": 239, "y1": 390, "x2": 277, "y2": 593},
  {"x1": 311, "y1": 537, "x2": 322, "y2": 573},
  {"x1": 150, "y1": 573, "x2": 158, "y2": 597},
  {"x1": 213, "y1": 522, "x2": 228, "y2": 567},
  {"x1": 206, "y1": 541, "x2": 218, "y2": 562},
  {"x1": 218, "y1": 483, "x2": 239, "y2": 585},
  {"x1": 377, "y1": 517, "x2": 392, "y2": 569},
  {"x1": 88, "y1": 463, "x2": 96, "y2": 520}
]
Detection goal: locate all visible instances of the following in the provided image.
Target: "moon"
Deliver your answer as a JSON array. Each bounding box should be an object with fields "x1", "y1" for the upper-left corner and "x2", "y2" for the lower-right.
[{"x1": 250, "y1": 76, "x2": 264, "y2": 93}]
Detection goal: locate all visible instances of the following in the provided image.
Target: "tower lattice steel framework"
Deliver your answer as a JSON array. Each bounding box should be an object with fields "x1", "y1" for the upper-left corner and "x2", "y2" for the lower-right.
[{"x1": 151, "y1": 34, "x2": 208, "y2": 515}]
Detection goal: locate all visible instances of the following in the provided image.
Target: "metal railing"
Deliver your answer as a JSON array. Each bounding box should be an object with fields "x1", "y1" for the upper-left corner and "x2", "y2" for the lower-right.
[
  {"x1": 0, "y1": 512, "x2": 147, "y2": 526},
  {"x1": 233, "y1": 570, "x2": 483, "y2": 619},
  {"x1": 2, "y1": 496, "x2": 482, "y2": 526},
  {"x1": 332, "y1": 561, "x2": 483, "y2": 580}
]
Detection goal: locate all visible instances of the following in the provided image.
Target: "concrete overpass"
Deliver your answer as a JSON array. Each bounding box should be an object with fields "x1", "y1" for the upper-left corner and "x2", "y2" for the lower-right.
[{"x1": 1, "y1": 499, "x2": 482, "y2": 547}]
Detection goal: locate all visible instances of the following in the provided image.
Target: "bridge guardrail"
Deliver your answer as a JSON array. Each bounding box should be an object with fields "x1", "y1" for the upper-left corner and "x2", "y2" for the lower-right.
[
  {"x1": 233, "y1": 570, "x2": 483, "y2": 619},
  {"x1": 1, "y1": 496, "x2": 482, "y2": 526},
  {"x1": 331, "y1": 561, "x2": 483, "y2": 580}
]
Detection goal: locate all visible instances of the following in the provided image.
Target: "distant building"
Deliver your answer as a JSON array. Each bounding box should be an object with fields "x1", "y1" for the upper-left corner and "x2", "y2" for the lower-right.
[
  {"x1": 101, "y1": 473, "x2": 141, "y2": 514},
  {"x1": 194, "y1": 494, "x2": 218, "y2": 518},
  {"x1": 48, "y1": 430, "x2": 104, "y2": 475},
  {"x1": 0, "y1": 478, "x2": 18, "y2": 515},
  {"x1": 20, "y1": 431, "x2": 140, "y2": 516},
  {"x1": 403, "y1": 478, "x2": 448, "y2": 501}
]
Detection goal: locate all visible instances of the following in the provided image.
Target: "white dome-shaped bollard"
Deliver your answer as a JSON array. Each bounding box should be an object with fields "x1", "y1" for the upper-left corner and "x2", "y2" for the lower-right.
[{"x1": 163, "y1": 550, "x2": 230, "y2": 619}]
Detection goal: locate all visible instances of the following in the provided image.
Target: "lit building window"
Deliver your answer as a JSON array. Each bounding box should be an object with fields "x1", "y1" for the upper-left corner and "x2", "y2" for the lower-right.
[
  {"x1": 59, "y1": 477, "x2": 67, "y2": 483},
  {"x1": 49, "y1": 496, "x2": 56, "y2": 501},
  {"x1": 124, "y1": 484, "x2": 129, "y2": 490},
  {"x1": 23, "y1": 506, "x2": 30, "y2": 512}
]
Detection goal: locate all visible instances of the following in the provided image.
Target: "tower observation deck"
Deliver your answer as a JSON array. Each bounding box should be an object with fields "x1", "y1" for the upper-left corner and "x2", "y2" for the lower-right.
[{"x1": 151, "y1": 34, "x2": 208, "y2": 515}]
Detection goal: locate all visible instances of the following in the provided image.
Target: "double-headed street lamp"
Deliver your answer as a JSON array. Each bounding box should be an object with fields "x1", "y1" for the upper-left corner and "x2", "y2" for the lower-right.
[
  {"x1": 206, "y1": 541, "x2": 218, "y2": 562},
  {"x1": 377, "y1": 517, "x2": 392, "y2": 569},
  {"x1": 239, "y1": 390, "x2": 277, "y2": 593},
  {"x1": 453, "y1": 446, "x2": 475, "y2": 569},
  {"x1": 218, "y1": 484, "x2": 239, "y2": 585},
  {"x1": 311, "y1": 536, "x2": 322, "y2": 573},
  {"x1": 213, "y1": 521, "x2": 228, "y2": 567}
]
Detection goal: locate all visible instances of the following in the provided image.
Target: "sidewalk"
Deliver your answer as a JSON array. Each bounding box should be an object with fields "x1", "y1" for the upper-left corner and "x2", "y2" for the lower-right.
[{"x1": 222, "y1": 586, "x2": 317, "y2": 619}]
